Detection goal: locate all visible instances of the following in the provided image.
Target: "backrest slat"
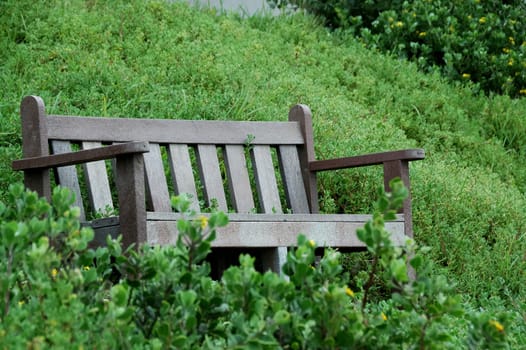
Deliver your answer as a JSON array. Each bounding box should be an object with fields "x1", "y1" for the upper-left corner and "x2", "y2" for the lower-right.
[
  {"x1": 82, "y1": 141, "x2": 114, "y2": 214},
  {"x1": 224, "y1": 145, "x2": 255, "y2": 213},
  {"x1": 46, "y1": 116, "x2": 304, "y2": 145},
  {"x1": 143, "y1": 143, "x2": 171, "y2": 212},
  {"x1": 251, "y1": 145, "x2": 282, "y2": 214},
  {"x1": 167, "y1": 144, "x2": 199, "y2": 211},
  {"x1": 196, "y1": 145, "x2": 228, "y2": 211},
  {"x1": 50, "y1": 140, "x2": 86, "y2": 220},
  {"x1": 250, "y1": 145, "x2": 288, "y2": 273},
  {"x1": 278, "y1": 145, "x2": 310, "y2": 214}
]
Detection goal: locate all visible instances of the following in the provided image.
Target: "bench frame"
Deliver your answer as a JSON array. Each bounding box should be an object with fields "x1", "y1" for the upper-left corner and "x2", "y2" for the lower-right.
[{"x1": 13, "y1": 95, "x2": 424, "y2": 272}]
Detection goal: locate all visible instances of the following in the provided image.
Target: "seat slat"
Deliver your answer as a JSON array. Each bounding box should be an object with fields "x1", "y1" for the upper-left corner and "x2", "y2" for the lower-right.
[
  {"x1": 167, "y1": 144, "x2": 199, "y2": 211},
  {"x1": 82, "y1": 141, "x2": 114, "y2": 214},
  {"x1": 224, "y1": 145, "x2": 255, "y2": 213},
  {"x1": 143, "y1": 143, "x2": 171, "y2": 212},
  {"x1": 278, "y1": 145, "x2": 310, "y2": 214},
  {"x1": 196, "y1": 145, "x2": 228, "y2": 211},
  {"x1": 50, "y1": 140, "x2": 85, "y2": 220},
  {"x1": 146, "y1": 213, "x2": 405, "y2": 248}
]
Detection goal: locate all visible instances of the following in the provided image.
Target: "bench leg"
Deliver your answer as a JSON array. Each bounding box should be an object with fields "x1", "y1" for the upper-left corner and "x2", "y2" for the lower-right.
[
  {"x1": 383, "y1": 159, "x2": 416, "y2": 280},
  {"x1": 116, "y1": 153, "x2": 147, "y2": 249},
  {"x1": 260, "y1": 247, "x2": 288, "y2": 275}
]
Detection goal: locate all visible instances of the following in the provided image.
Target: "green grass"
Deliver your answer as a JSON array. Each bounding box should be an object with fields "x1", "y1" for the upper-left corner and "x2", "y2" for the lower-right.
[{"x1": 1, "y1": 0, "x2": 525, "y2": 342}]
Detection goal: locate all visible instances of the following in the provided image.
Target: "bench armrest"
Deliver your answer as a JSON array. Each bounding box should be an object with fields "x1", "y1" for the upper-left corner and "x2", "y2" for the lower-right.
[
  {"x1": 12, "y1": 141, "x2": 150, "y2": 171},
  {"x1": 308, "y1": 149, "x2": 425, "y2": 172}
]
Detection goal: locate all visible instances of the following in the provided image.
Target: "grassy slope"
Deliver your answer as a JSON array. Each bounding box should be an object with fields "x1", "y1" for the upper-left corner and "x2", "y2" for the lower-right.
[{"x1": 1, "y1": 0, "x2": 525, "y2": 314}]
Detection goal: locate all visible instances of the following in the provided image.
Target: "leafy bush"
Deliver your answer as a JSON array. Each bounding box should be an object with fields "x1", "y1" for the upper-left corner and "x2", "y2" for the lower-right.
[
  {"x1": 0, "y1": 181, "x2": 518, "y2": 348},
  {"x1": 1, "y1": 0, "x2": 526, "y2": 344},
  {"x1": 269, "y1": 0, "x2": 526, "y2": 97}
]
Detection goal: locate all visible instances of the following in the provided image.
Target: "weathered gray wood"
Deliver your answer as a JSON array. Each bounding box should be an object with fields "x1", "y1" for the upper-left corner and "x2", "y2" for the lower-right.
[
  {"x1": 143, "y1": 143, "x2": 171, "y2": 212},
  {"x1": 115, "y1": 153, "x2": 146, "y2": 248},
  {"x1": 50, "y1": 140, "x2": 86, "y2": 220},
  {"x1": 88, "y1": 217, "x2": 119, "y2": 247},
  {"x1": 223, "y1": 145, "x2": 255, "y2": 213},
  {"x1": 250, "y1": 145, "x2": 282, "y2": 214},
  {"x1": 383, "y1": 160, "x2": 413, "y2": 237},
  {"x1": 309, "y1": 149, "x2": 425, "y2": 172},
  {"x1": 46, "y1": 116, "x2": 304, "y2": 145},
  {"x1": 15, "y1": 96, "x2": 426, "y2": 280},
  {"x1": 196, "y1": 145, "x2": 228, "y2": 211},
  {"x1": 20, "y1": 96, "x2": 51, "y2": 199},
  {"x1": 13, "y1": 141, "x2": 149, "y2": 170},
  {"x1": 249, "y1": 145, "x2": 287, "y2": 273},
  {"x1": 278, "y1": 145, "x2": 309, "y2": 214},
  {"x1": 146, "y1": 212, "x2": 405, "y2": 248},
  {"x1": 149, "y1": 212, "x2": 394, "y2": 222},
  {"x1": 82, "y1": 142, "x2": 115, "y2": 214},
  {"x1": 167, "y1": 144, "x2": 199, "y2": 211},
  {"x1": 289, "y1": 104, "x2": 318, "y2": 213}
]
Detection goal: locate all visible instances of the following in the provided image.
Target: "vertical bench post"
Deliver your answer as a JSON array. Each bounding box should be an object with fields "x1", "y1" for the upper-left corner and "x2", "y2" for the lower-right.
[
  {"x1": 383, "y1": 160, "x2": 413, "y2": 238},
  {"x1": 20, "y1": 96, "x2": 51, "y2": 200},
  {"x1": 116, "y1": 153, "x2": 147, "y2": 248},
  {"x1": 289, "y1": 104, "x2": 319, "y2": 213}
]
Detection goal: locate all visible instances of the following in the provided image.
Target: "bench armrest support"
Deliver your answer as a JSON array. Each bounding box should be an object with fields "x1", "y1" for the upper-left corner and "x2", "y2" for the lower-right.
[
  {"x1": 309, "y1": 148, "x2": 424, "y2": 240},
  {"x1": 12, "y1": 141, "x2": 149, "y2": 249},
  {"x1": 12, "y1": 141, "x2": 150, "y2": 171},
  {"x1": 308, "y1": 149, "x2": 424, "y2": 172}
]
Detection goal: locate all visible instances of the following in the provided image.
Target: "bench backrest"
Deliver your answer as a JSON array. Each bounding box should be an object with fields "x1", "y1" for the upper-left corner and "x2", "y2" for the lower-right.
[{"x1": 20, "y1": 96, "x2": 319, "y2": 221}]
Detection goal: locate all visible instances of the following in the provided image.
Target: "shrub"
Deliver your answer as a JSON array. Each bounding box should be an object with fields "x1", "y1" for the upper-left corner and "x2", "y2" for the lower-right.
[
  {"x1": 269, "y1": 0, "x2": 526, "y2": 97},
  {"x1": 0, "y1": 181, "x2": 516, "y2": 348}
]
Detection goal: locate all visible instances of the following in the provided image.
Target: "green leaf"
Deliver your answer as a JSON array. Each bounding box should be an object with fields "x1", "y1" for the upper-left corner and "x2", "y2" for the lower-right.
[
  {"x1": 390, "y1": 258, "x2": 408, "y2": 283},
  {"x1": 111, "y1": 284, "x2": 129, "y2": 307},
  {"x1": 179, "y1": 290, "x2": 197, "y2": 308},
  {"x1": 409, "y1": 254, "x2": 423, "y2": 270},
  {"x1": 273, "y1": 310, "x2": 291, "y2": 325}
]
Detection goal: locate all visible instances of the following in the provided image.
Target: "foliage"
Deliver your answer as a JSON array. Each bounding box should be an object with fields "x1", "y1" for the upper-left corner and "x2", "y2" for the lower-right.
[
  {"x1": 0, "y1": 181, "x2": 518, "y2": 348},
  {"x1": 1, "y1": 0, "x2": 526, "y2": 343},
  {"x1": 269, "y1": 0, "x2": 526, "y2": 97}
]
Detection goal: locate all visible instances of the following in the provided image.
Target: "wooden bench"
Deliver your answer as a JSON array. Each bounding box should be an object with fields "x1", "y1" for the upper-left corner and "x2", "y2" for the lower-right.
[{"x1": 13, "y1": 95, "x2": 425, "y2": 273}]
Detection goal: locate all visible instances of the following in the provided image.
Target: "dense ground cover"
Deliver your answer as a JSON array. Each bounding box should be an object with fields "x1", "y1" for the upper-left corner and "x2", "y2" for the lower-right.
[
  {"x1": 1, "y1": 0, "x2": 525, "y2": 346},
  {"x1": 269, "y1": 0, "x2": 526, "y2": 97}
]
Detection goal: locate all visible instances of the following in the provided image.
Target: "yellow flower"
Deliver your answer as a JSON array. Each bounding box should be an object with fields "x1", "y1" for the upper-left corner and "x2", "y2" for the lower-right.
[
  {"x1": 18, "y1": 300, "x2": 25, "y2": 307},
  {"x1": 308, "y1": 239, "x2": 316, "y2": 248},
  {"x1": 520, "y1": 89, "x2": 526, "y2": 95},
  {"x1": 381, "y1": 312, "x2": 388, "y2": 321},
  {"x1": 51, "y1": 268, "x2": 58, "y2": 278},
  {"x1": 418, "y1": 31, "x2": 427, "y2": 38},
  {"x1": 489, "y1": 320, "x2": 504, "y2": 332},
  {"x1": 508, "y1": 58, "x2": 514, "y2": 66},
  {"x1": 395, "y1": 21, "x2": 404, "y2": 28},
  {"x1": 479, "y1": 17, "x2": 486, "y2": 24},
  {"x1": 198, "y1": 215, "x2": 208, "y2": 229},
  {"x1": 345, "y1": 287, "x2": 355, "y2": 297},
  {"x1": 509, "y1": 37, "x2": 515, "y2": 45},
  {"x1": 503, "y1": 47, "x2": 511, "y2": 54},
  {"x1": 83, "y1": 266, "x2": 91, "y2": 271},
  {"x1": 462, "y1": 73, "x2": 471, "y2": 79}
]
